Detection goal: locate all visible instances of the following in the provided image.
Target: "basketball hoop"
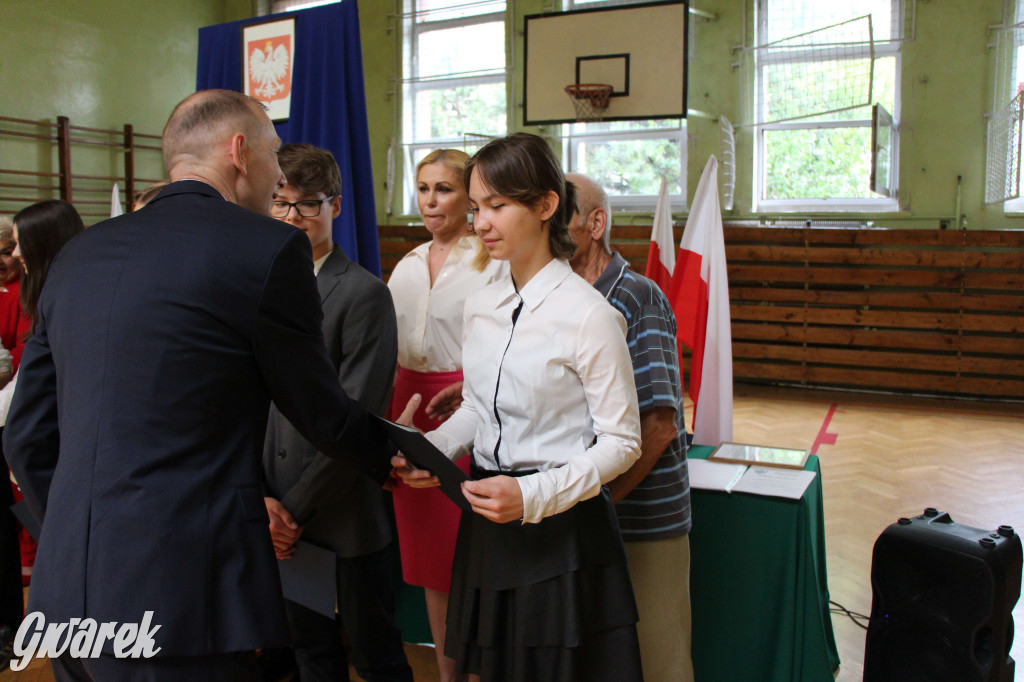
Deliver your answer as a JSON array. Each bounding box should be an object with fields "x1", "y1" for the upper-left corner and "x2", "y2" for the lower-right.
[{"x1": 564, "y1": 84, "x2": 613, "y2": 122}]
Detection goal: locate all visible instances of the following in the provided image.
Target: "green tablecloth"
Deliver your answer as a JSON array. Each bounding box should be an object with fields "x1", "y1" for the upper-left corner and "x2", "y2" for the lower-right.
[{"x1": 688, "y1": 446, "x2": 840, "y2": 682}]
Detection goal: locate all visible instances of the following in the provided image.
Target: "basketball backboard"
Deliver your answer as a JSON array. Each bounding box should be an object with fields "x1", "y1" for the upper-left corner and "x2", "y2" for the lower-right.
[{"x1": 523, "y1": 1, "x2": 689, "y2": 125}]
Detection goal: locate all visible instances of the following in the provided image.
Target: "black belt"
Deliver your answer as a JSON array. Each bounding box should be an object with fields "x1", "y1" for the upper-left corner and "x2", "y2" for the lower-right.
[{"x1": 470, "y1": 454, "x2": 537, "y2": 480}]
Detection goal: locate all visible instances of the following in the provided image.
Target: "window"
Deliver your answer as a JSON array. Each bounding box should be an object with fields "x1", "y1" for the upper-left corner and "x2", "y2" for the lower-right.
[
  {"x1": 753, "y1": 0, "x2": 902, "y2": 211},
  {"x1": 402, "y1": 0, "x2": 508, "y2": 214},
  {"x1": 995, "y1": 0, "x2": 1024, "y2": 211},
  {"x1": 562, "y1": 0, "x2": 687, "y2": 211}
]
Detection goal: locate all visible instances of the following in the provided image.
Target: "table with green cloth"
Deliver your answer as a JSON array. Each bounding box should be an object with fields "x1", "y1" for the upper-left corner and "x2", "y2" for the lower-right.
[{"x1": 688, "y1": 445, "x2": 840, "y2": 681}]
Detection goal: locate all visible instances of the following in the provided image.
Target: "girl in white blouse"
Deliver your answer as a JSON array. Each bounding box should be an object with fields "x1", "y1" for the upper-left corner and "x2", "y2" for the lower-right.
[
  {"x1": 387, "y1": 149, "x2": 504, "y2": 682},
  {"x1": 394, "y1": 134, "x2": 644, "y2": 682}
]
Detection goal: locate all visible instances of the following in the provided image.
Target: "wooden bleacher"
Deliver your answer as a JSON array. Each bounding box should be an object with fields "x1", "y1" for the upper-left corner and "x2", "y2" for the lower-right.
[{"x1": 379, "y1": 223, "x2": 1024, "y2": 400}]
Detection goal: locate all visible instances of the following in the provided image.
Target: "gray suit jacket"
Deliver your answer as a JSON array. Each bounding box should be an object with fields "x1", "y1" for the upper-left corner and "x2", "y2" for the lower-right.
[{"x1": 263, "y1": 246, "x2": 398, "y2": 557}]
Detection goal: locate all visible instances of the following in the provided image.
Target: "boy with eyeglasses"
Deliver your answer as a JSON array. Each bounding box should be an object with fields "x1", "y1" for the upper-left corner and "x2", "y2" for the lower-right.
[{"x1": 263, "y1": 143, "x2": 412, "y2": 682}]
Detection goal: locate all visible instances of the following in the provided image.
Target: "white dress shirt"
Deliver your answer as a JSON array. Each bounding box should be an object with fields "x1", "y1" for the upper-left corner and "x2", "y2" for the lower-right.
[
  {"x1": 388, "y1": 236, "x2": 505, "y2": 372},
  {"x1": 312, "y1": 250, "x2": 331, "y2": 276},
  {"x1": 426, "y1": 258, "x2": 642, "y2": 523}
]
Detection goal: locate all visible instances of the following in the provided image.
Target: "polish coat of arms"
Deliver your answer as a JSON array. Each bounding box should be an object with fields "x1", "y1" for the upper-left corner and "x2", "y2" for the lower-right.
[{"x1": 248, "y1": 36, "x2": 292, "y2": 102}]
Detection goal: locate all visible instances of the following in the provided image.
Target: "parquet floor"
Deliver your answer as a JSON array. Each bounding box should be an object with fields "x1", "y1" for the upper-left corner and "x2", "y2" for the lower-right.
[
  {"x1": 729, "y1": 383, "x2": 1024, "y2": 682},
  {"x1": 3, "y1": 383, "x2": 1022, "y2": 681}
]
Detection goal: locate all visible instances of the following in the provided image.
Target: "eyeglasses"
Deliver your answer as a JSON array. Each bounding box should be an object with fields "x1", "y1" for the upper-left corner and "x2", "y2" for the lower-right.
[{"x1": 271, "y1": 196, "x2": 336, "y2": 219}]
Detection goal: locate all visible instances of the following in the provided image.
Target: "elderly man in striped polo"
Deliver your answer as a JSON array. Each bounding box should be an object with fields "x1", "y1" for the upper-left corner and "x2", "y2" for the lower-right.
[{"x1": 566, "y1": 173, "x2": 694, "y2": 682}]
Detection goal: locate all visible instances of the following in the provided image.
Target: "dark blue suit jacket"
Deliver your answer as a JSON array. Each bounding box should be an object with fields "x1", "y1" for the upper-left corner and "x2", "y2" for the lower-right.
[{"x1": 3, "y1": 181, "x2": 392, "y2": 657}]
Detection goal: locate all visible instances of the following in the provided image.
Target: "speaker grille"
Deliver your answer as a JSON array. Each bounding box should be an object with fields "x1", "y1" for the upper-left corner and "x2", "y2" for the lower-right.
[{"x1": 866, "y1": 620, "x2": 983, "y2": 682}]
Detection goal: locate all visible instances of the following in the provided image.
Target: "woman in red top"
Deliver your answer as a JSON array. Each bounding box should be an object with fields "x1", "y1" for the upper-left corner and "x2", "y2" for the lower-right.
[
  {"x1": 0, "y1": 216, "x2": 26, "y2": 650},
  {"x1": 0, "y1": 220, "x2": 30, "y2": 372}
]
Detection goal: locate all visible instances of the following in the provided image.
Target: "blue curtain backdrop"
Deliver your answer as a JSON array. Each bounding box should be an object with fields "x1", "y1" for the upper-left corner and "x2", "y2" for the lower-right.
[{"x1": 197, "y1": 1, "x2": 381, "y2": 276}]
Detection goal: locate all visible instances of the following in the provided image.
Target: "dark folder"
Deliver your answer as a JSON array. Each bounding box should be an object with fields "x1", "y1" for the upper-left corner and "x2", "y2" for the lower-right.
[
  {"x1": 10, "y1": 500, "x2": 41, "y2": 542},
  {"x1": 373, "y1": 415, "x2": 471, "y2": 511},
  {"x1": 278, "y1": 540, "x2": 337, "y2": 619}
]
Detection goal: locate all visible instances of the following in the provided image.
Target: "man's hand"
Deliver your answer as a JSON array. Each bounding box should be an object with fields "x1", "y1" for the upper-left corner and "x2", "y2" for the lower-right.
[
  {"x1": 462, "y1": 476, "x2": 523, "y2": 524},
  {"x1": 606, "y1": 406, "x2": 678, "y2": 503},
  {"x1": 264, "y1": 496, "x2": 303, "y2": 559},
  {"x1": 425, "y1": 381, "x2": 463, "y2": 422}
]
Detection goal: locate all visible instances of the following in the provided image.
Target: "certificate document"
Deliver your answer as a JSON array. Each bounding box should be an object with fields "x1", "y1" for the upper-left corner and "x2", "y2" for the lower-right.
[
  {"x1": 730, "y1": 466, "x2": 817, "y2": 500},
  {"x1": 372, "y1": 415, "x2": 471, "y2": 511}
]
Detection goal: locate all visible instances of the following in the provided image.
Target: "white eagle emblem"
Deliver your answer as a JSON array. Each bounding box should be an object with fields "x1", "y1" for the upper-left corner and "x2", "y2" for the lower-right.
[{"x1": 249, "y1": 40, "x2": 291, "y2": 100}]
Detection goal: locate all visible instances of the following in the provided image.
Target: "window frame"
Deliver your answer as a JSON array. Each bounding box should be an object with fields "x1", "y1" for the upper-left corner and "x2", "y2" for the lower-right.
[
  {"x1": 401, "y1": 0, "x2": 509, "y2": 215},
  {"x1": 753, "y1": 0, "x2": 902, "y2": 212},
  {"x1": 561, "y1": 121, "x2": 689, "y2": 211},
  {"x1": 1001, "y1": 0, "x2": 1024, "y2": 212}
]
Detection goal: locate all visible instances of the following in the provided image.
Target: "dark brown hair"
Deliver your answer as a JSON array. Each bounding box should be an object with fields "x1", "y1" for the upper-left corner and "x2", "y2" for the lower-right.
[
  {"x1": 13, "y1": 199, "x2": 85, "y2": 330},
  {"x1": 278, "y1": 143, "x2": 342, "y2": 198},
  {"x1": 465, "y1": 133, "x2": 577, "y2": 260}
]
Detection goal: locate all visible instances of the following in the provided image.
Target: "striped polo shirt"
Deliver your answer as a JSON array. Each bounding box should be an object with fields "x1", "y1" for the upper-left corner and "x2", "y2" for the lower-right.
[{"x1": 594, "y1": 253, "x2": 692, "y2": 540}]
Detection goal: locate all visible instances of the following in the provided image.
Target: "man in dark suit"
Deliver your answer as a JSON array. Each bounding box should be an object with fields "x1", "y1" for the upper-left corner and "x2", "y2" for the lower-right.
[
  {"x1": 262, "y1": 143, "x2": 411, "y2": 682},
  {"x1": 3, "y1": 90, "x2": 394, "y2": 681}
]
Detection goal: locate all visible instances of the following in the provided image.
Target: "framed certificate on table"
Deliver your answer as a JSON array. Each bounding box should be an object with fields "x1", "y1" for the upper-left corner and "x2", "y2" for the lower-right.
[{"x1": 708, "y1": 442, "x2": 811, "y2": 470}]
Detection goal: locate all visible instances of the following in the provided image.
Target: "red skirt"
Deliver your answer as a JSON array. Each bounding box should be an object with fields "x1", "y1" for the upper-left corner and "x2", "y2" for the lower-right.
[{"x1": 389, "y1": 366, "x2": 470, "y2": 593}]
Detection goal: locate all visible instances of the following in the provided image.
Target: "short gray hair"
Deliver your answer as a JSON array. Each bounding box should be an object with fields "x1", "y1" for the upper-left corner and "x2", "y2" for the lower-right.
[
  {"x1": 162, "y1": 89, "x2": 268, "y2": 172},
  {"x1": 597, "y1": 187, "x2": 611, "y2": 253},
  {"x1": 567, "y1": 173, "x2": 612, "y2": 254}
]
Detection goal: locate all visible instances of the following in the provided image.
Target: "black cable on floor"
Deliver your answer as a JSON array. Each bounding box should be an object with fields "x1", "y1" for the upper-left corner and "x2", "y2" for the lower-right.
[{"x1": 829, "y1": 600, "x2": 870, "y2": 630}]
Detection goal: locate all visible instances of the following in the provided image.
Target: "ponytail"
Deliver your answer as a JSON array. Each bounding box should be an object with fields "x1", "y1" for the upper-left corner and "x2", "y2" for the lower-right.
[{"x1": 548, "y1": 179, "x2": 578, "y2": 260}]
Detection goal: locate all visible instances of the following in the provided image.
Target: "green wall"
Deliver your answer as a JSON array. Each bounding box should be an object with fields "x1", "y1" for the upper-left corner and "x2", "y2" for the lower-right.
[
  {"x1": 3, "y1": 0, "x2": 1021, "y2": 229},
  {"x1": 0, "y1": 0, "x2": 255, "y2": 129},
  {"x1": 0, "y1": 0, "x2": 253, "y2": 217},
  {"x1": 357, "y1": 0, "x2": 402, "y2": 223},
  {"x1": 898, "y1": 0, "x2": 1002, "y2": 229}
]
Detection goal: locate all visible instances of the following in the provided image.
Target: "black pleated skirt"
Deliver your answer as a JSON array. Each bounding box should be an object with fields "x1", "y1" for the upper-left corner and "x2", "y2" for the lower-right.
[{"x1": 444, "y1": 460, "x2": 644, "y2": 682}]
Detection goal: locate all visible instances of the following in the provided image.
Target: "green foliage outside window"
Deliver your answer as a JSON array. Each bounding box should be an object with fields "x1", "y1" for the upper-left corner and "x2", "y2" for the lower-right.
[
  {"x1": 762, "y1": 57, "x2": 896, "y2": 200},
  {"x1": 421, "y1": 83, "x2": 506, "y2": 140},
  {"x1": 580, "y1": 138, "x2": 683, "y2": 196},
  {"x1": 764, "y1": 126, "x2": 873, "y2": 199}
]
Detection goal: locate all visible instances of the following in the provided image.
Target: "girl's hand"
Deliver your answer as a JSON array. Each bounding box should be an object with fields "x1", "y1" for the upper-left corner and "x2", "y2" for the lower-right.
[
  {"x1": 462, "y1": 476, "x2": 523, "y2": 523},
  {"x1": 390, "y1": 454, "x2": 441, "y2": 488}
]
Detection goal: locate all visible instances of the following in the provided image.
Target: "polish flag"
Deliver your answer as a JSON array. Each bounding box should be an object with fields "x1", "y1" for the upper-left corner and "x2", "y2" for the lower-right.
[
  {"x1": 644, "y1": 176, "x2": 675, "y2": 294},
  {"x1": 667, "y1": 156, "x2": 733, "y2": 447},
  {"x1": 110, "y1": 183, "x2": 124, "y2": 218}
]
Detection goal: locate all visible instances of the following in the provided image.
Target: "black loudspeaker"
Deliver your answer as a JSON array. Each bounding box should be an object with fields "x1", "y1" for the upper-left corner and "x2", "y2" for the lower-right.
[{"x1": 863, "y1": 509, "x2": 1022, "y2": 682}]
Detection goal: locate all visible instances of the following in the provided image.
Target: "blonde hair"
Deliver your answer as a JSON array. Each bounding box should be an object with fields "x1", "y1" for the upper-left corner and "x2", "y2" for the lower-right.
[
  {"x1": 133, "y1": 181, "x2": 169, "y2": 210},
  {"x1": 416, "y1": 149, "x2": 490, "y2": 272},
  {"x1": 416, "y1": 148, "x2": 470, "y2": 179}
]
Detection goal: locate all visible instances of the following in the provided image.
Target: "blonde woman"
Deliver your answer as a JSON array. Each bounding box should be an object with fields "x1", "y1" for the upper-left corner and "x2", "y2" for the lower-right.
[{"x1": 388, "y1": 149, "x2": 505, "y2": 681}]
